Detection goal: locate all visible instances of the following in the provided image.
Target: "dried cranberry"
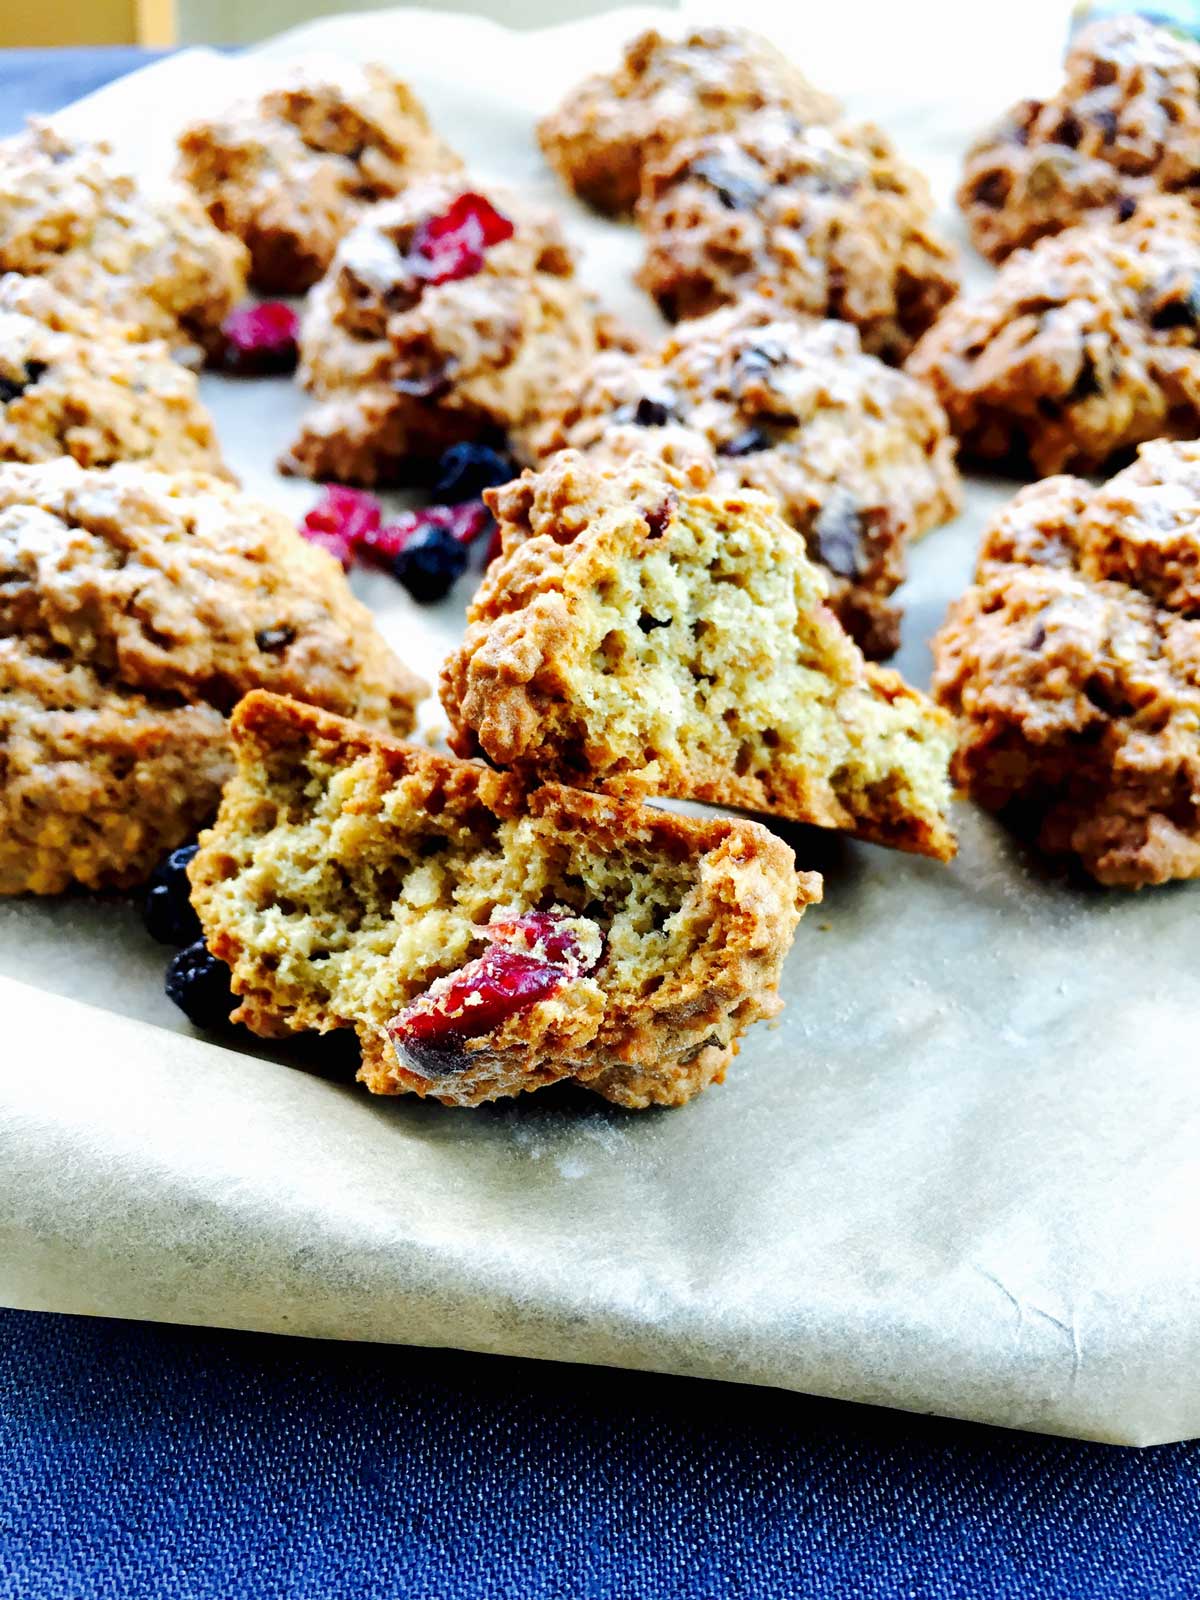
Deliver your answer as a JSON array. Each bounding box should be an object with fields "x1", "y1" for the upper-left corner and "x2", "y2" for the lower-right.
[
  {"x1": 409, "y1": 193, "x2": 514, "y2": 286},
  {"x1": 485, "y1": 910, "x2": 587, "y2": 967},
  {"x1": 299, "y1": 486, "x2": 382, "y2": 569},
  {"x1": 219, "y1": 301, "x2": 300, "y2": 375},
  {"x1": 360, "y1": 501, "x2": 491, "y2": 566}
]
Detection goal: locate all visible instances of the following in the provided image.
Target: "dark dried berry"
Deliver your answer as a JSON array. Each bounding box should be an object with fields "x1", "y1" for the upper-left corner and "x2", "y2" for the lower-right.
[
  {"x1": 432, "y1": 442, "x2": 517, "y2": 501},
  {"x1": 638, "y1": 612, "x2": 671, "y2": 632},
  {"x1": 718, "y1": 426, "x2": 772, "y2": 457},
  {"x1": 165, "y1": 939, "x2": 236, "y2": 1029},
  {"x1": 1116, "y1": 195, "x2": 1137, "y2": 222},
  {"x1": 0, "y1": 360, "x2": 48, "y2": 404},
  {"x1": 409, "y1": 193, "x2": 514, "y2": 285},
  {"x1": 143, "y1": 843, "x2": 201, "y2": 947},
  {"x1": 814, "y1": 494, "x2": 865, "y2": 579},
  {"x1": 1095, "y1": 109, "x2": 1118, "y2": 145},
  {"x1": 255, "y1": 624, "x2": 295, "y2": 653},
  {"x1": 390, "y1": 521, "x2": 470, "y2": 602},
  {"x1": 1147, "y1": 273, "x2": 1200, "y2": 330},
  {"x1": 643, "y1": 499, "x2": 673, "y2": 539},
  {"x1": 219, "y1": 301, "x2": 300, "y2": 375},
  {"x1": 634, "y1": 395, "x2": 675, "y2": 427},
  {"x1": 688, "y1": 154, "x2": 767, "y2": 211},
  {"x1": 971, "y1": 170, "x2": 1010, "y2": 210}
]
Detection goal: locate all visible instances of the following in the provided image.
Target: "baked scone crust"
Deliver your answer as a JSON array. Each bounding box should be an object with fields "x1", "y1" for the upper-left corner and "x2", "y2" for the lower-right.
[
  {"x1": 190, "y1": 690, "x2": 818, "y2": 1109},
  {"x1": 178, "y1": 61, "x2": 462, "y2": 293},
  {"x1": 932, "y1": 438, "x2": 1200, "y2": 887},
  {"x1": 442, "y1": 452, "x2": 957, "y2": 861},
  {"x1": 527, "y1": 299, "x2": 962, "y2": 659},
  {"x1": 635, "y1": 112, "x2": 959, "y2": 363},
  {"x1": 283, "y1": 178, "x2": 597, "y2": 484},
  {"x1": 537, "y1": 26, "x2": 839, "y2": 215},
  {"x1": 960, "y1": 16, "x2": 1200, "y2": 263},
  {"x1": 0, "y1": 274, "x2": 228, "y2": 475},
  {"x1": 907, "y1": 198, "x2": 1200, "y2": 477},
  {"x1": 0, "y1": 461, "x2": 424, "y2": 895},
  {"x1": 0, "y1": 122, "x2": 248, "y2": 365}
]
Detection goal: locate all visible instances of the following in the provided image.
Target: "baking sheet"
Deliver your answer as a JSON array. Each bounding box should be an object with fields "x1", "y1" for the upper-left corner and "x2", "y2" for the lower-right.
[{"x1": 2, "y1": 3, "x2": 1198, "y2": 1447}]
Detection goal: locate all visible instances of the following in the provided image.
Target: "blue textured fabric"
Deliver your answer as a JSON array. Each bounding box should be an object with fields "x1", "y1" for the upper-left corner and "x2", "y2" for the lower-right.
[{"x1": 2, "y1": 1308, "x2": 1200, "y2": 1600}]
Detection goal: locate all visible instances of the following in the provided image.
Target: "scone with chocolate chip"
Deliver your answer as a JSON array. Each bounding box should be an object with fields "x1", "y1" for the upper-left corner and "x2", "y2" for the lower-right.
[
  {"x1": 907, "y1": 198, "x2": 1200, "y2": 477},
  {"x1": 636, "y1": 111, "x2": 959, "y2": 362},
  {"x1": 178, "y1": 61, "x2": 462, "y2": 293},
  {"x1": 0, "y1": 274, "x2": 227, "y2": 474},
  {"x1": 189, "y1": 689, "x2": 818, "y2": 1109},
  {"x1": 441, "y1": 452, "x2": 957, "y2": 862},
  {"x1": 0, "y1": 122, "x2": 248, "y2": 365},
  {"x1": 932, "y1": 438, "x2": 1200, "y2": 887},
  {"x1": 527, "y1": 298, "x2": 962, "y2": 659},
  {"x1": 537, "y1": 26, "x2": 839, "y2": 215},
  {"x1": 0, "y1": 461, "x2": 424, "y2": 896},
  {"x1": 282, "y1": 179, "x2": 598, "y2": 485},
  {"x1": 960, "y1": 16, "x2": 1200, "y2": 264}
]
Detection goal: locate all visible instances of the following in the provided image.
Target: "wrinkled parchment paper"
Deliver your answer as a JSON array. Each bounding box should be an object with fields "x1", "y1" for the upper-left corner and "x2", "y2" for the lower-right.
[{"x1": 2, "y1": 3, "x2": 1198, "y2": 1447}]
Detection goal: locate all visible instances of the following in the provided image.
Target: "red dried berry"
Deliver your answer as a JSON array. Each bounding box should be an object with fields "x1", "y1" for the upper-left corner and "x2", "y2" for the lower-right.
[
  {"x1": 299, "y1": 486, "x2": 382, "y2": 569},
  {"x1": 409, "y1": 193, "x2": 514, "y2": 285},
  {"x1": 219, "y1": 301, "x2": 300, "y2": 375},
  {"x1": 358, "y1": 501, "x2": 492, "y2": 569},
  {"x1": 485, "y1": 911, "x2": 587, "y2": 967}
]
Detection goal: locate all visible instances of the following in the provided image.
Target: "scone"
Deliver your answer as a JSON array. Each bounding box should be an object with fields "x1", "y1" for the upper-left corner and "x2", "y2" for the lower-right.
[
  {"x1": 0, "y1": 274, "x2": 227, "y2": 474},
  {"x1": 961, "y1": 16, "x2": 1200, "y2": 264},
  {"x1": 537, "y1": 26, "x2": 839, "y2": 215},
  {"x1": 189, "y1": 690, "x2": 818, "y2": 1109},
  {"x1": 527, "y1": 298, "x2": 962, "y2": 659},
  {"x1": 178, "y1": 61, "x2": 462, "y2": 294},
  {"x1": 0, "y1": 461, "x2": 424, "y2": 895},
  {"x1": 635, "y1": 111, "x2": 959, "y2": 362},
  {"x1": 282, "y1": 179, "x2": 598, "y2": 485},
  {"x1": 441, "y1": 453, "x2": 957, "y2": 862},
  {"x1": 0, "y1": 122, "x2": 248, "y2": 365},
  {"x1": 932, "y1": 438, "x2": 1200, "y2": 888},
  {"x1": 907, "y1": 198, "x2": 1200, "y2": 477}
]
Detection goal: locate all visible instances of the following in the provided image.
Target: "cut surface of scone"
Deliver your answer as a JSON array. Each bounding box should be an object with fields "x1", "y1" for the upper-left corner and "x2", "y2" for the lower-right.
[
  {"x1": 190, "y1": 690, "x2": 818, "y2": 1109},
  {"x1": 635, "y1": 111, "x2": 959, "y2": 363},
  {"x1": 282, "y1": 178, "x2": 597, "y2": 485},
  {"x1": 537, "y1": 26, "x2": 839, "y2": 216},
  {"x1": 0, "y1": 274, "x2": 228, "y2": 474},
  {"x1": 0, "y1": 122, "x2": 248, "y2": 365},
  {"x1": 933, "y1": 438, "x2": 1200, "y2": 888},
  {"x1": 0, "y1": 461, "x2": 424, "y2": 895},
  {"x1": 441, "y1": 453, "x2": 957, "y2": 862},
  {"x1": 960, "y1": 16, "x2": 1200, "y2": 264},
  {"x1": 526, "y1": 298, "x2": 962, "y2": 659},
  {"x1": 178, "y1": 60, "x2": 462, "y2": 294},
  {"x1": 907, "y1": 198, "x2": 1200, "y2": 478}
]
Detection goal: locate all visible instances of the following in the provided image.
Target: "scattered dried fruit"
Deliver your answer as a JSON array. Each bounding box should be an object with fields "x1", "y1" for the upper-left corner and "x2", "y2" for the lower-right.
[
  {"x1": 219, "y1": 301, "x2": 300, "y2": 375},
  {"x1": 409, "y1": 193, "x2": 514, "y2": 285}
]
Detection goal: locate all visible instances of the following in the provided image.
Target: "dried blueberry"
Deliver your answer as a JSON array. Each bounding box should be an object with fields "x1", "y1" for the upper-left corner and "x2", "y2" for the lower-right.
[
  {"x1": 688, "y1": 154, "x2": 768, "y2": 211},
  {"x1": 255, "y1": 624, "x2": 295, "y2": 653},
  {"x1": 432, "y1": 442, "x2": 517, "y2": 501},
  {"x1": 814, "y1": 494, "x2": 865, "y2": 579},
  {"x1": 633, "y1": 395, "x2": 674, "y2": 428},
  {"x1": 165, "y1": 939, "x2": 236, "y2": 1029},
  {"x1": 1116, "y1": 195, "x2": 1137, "y2": 223},
  {"x1": 718, "y1": 426, "x2": 772, "y2": 457},
  {"x1": 391, "y1": 521, "x2": 469, "y2": 602},
  {"x1": 143, "y1": 843, "x2": 202, "y2": 947},
  {"x1": 0, "y1": 361, "x2": 47, "y2": 404}
]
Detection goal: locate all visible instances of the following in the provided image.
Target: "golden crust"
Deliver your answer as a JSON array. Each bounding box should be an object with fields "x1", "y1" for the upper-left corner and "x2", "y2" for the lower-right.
[
  {"x1": 0, "y1": 461, "x2": 425, "y2": 894},
  {"x1": 441, "y1": 451, "x2": 957, "y2": 862},
  {"x1": 190, "y1": 690, "x2": 817, "y2": 1109},
  {"x1": 932, "y1": 438, "x2": 1200, "y2": 887}
]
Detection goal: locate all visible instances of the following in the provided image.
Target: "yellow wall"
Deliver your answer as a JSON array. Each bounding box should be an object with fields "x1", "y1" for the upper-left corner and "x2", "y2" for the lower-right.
[{"x1": 0, "y1": 0, "x2": 141, "y2": 46}]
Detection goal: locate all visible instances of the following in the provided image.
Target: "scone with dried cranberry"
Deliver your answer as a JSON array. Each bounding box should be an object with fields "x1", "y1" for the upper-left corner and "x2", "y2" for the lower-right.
[
  {"x1": 960, "y1": 16, "x2": 1200, "y2": 264},
  {"x1": 178, "y1": 61, "x2": 462, "y2": 294},
  {"x1": 0, "y1": 461, "x2": 424, "y2": 896},
  {"x1": 0, "y1": 122, "x2": 247, "y2": 365},
  {"x1": 537, "y1": 26, "x2": 839, "y2": 216},
  {"x1": 282, "y1": 180, "x2": 597, "y2": 485},
  {"x1": 907, "y1": 198, "x2": 1200, "y2": 477},
  {"x1": 528, "y1": 298, "x2": 961, "y2": 658},
  {"x1": 933, "y1": 439, "x2": 1200, "y2": 887},
  {"x1": 0, "y1": 274, "x2": 227, "y2": 473},
  {"x1": 441, "y1": 452, "x2": 956, "y2": 862},
  {"x1": 635, "y1": 111, "x2": 959, "y2": 362},
  {"x1": 189, "y1": 690, "x2": 818, "y2": 1109}
]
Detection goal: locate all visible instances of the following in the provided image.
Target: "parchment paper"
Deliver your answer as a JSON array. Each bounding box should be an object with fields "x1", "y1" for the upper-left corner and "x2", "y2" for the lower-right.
[{"x1": 2, "y1": 3, "x2": 1198, "y2": 1447}]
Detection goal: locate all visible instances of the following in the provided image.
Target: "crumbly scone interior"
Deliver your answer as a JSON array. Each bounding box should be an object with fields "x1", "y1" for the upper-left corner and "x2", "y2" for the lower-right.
[
  {"x1": 447, "y1": 459, "x2": 956, "y2": 859},
  {"x1": 192, "y1": 694, "x2": 810, "y2": 1107}
]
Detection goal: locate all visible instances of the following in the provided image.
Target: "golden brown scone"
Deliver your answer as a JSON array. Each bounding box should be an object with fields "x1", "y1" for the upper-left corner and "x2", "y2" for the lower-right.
[
  {"x1": 537, "y1": 26, "x2": 839, "y2": 216},
  {"x1": 960, "y1": 16, "x2": 1200, "y2": 264},
  {"x1": 0, "y1": 274, "x2": 228, "y2": 474},
  {"x1": 907, "y1": 198, "x2": 1200, "y2": 477},
  {"x1": 932, "y1": 438, "x2": 1200, "y2": 887},
  {"x1": 525, "y1": 298, "x2": 962, "y2": 659},
  {"x1": 441, "y1": 452, "x2": 957, "y2": 862},
  {"x1": 178, "y1": 61, "x2": 462, "y2": 294},
  {"x1": 635, "y1": 112, "x2": 959, "y2": 363},
  {"x1": 0, "y1": 122, "x2": 248, "y2": 365},
  {"x1": 282, "y1": 178, "x2": 597, "y2": 485},
  {"x1": 0, "y1": 461, "x2": 425, "y2": 895},
  {"x1": 189, "y1": 690, "x2": 818, "y2": 1109}
]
